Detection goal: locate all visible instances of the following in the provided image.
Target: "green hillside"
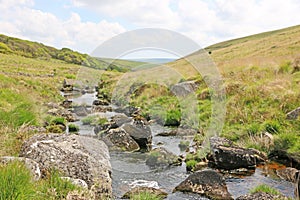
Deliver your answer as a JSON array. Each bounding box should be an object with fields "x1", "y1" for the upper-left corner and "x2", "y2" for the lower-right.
[{"x1": 0, "y1": 34, "x2": 143, "y2": 72}]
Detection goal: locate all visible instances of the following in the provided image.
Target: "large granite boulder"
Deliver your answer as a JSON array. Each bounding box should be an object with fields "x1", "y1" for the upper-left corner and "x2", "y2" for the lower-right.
[
  {"x1": 174, "y1": 169, "x2": 233, "y2": 199},
  {"x1": 122, "y1": 121, "x2": 152, "y2": 151},
  {"x1": 236, "y1": 192, "x2": 289, "y2": 200},
  {"x1": 19, "y1": 134, "x2": 112, "y2": 199},
  {"x1": 208, "y1": 137, "x2": 267, "y2": 170}
]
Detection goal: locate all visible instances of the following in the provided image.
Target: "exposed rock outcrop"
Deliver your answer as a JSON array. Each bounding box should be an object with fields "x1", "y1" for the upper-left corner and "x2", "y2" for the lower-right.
[
  {"x1": 174, "y1": 169, "x2": 233, "y2": 200},
  {"x1": 19, "y1": 134, "x2": 112, "y2": 199},
  {"x1": 170, "y1": 81, "x2": 198, "y2": 97},
  {"x1": 208, "y1": 137, "x2": 267, "y2": 170}
]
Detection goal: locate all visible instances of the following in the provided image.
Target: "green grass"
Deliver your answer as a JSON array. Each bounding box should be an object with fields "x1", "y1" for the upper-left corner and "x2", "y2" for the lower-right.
[
  {"x1": 81, "y1": 115, "x2": 108, "y2": 126},
  {"x1": 68, "y1": 124, "x2": 80, "y2": 133},
  {"x1": 130, "y1": 192, "x2": 164, "y2": 200},
  {"x1": 0, "y1": 161, "x2": 83, "y2": 200},
  {"x1": 0, "y1": 161, "x2": 36, "y2": 200},
  {"x1": 250, "y1": 184, "x2": 280, "y2": 195}
]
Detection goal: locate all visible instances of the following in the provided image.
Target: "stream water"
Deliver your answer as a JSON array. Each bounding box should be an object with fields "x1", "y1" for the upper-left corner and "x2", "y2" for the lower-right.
[{"x1": 67, "y1": 92, "x2": 295, "y2": 199}]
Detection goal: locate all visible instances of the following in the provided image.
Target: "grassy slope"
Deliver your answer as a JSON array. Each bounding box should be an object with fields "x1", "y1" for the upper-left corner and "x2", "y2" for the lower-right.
[
  {"x1": 131, "y1": 25, "x2": 300, "y2": 154},
  {"x1": 0, "y1": 34, "x2": 143, "y2": 72},
  {"x1": 168, "y1": 25, "x2": 300, "y2": 154},
  {"x1": 0, "y1": 53, "x2": 114, "y2": 156}
]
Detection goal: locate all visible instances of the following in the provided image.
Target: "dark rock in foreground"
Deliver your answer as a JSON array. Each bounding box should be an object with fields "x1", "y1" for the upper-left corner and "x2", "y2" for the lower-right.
[
  {"x1": 122, "y1": 186, "x2": 168, "y2": 199},
  {"x1": 209, "y1": 137, "x2": 267, "y2": 170},
  {"x1": 236, "y1": 192, "x2": 289, "y2": 200},
  {"x1": 174, "y1": 169, "x2": 233, "y2": 200},
  {"x1": 19, "y1": 134, "x2": 112, "y2": 199}
]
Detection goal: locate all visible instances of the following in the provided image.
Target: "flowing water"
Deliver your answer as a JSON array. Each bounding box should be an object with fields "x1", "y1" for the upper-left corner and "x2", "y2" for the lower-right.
[{"x1": 68, "y1": 92, "x2": 295, "y2": 199}]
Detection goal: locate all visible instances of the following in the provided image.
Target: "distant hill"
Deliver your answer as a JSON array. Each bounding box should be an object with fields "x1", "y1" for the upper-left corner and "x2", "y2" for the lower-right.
[
  {"x1": 168, "y1": 25, "x2": 300, "y2": 77},
  {"x1": 0, "y1": 34, "x2": 143, "y2": 72}
]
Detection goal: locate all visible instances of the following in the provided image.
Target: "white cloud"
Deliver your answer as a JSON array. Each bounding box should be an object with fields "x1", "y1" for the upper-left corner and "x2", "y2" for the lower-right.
[
  {"x1": 0, "y1": 0, "x2": 126, "y2": 53},
  {"x1": 72, "y1": 0, "x2": 181, "y2": 29},
  {"x1": 1, "y1": 0, "x2": 300, "y2": 53},
  {"x1": 72, "y1": 0, "x2": 300, "y2": 48}
]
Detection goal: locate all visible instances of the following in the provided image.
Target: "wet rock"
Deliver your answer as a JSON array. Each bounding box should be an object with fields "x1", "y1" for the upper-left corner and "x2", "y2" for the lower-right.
[
  {"x1": 156, "y1": 128, "x2": 198, "y2": 137},
  {"x1": 73, "y1": 106, "x2": 89, "y2": 117},
  {"x1": 94, "y1": 123, "x2": 111, "y2": 135},
  {"x1": 114, "y1": 106, "x2": 140, "y2": 117},
  {"x1": 20, "y1": 134, "x2": 112, "y2": 199},
  {"x1": 47, "y1": 102, "x2": 60, "y2": 109},
  {"x1": 236, "y1": 192, "x2": 289, "y2": 200},
  {"x1": 276, "y1": 167, "x2": 299, "y2": 182},
  {"x1": 146, "y1": 147, "x2": 182, "y2": 168},
  {"x1": 176, "y1": 127, "x2": 198, "y2": 136},
  {"x1": 61, "y1": 79, "x2": 74, "y2": 92},
  {"x1": 110, "y1": 115, "x2": 133, "y2": 128},
  {"x1": 47, "y1": 107, "x2": 78, "y2": 122},
  {"x1": 170, "y1": 81, "x2": 198, "y2": 97},
  {"x1": 93, "y1": 99, "x2": 110, "y2": 106},
  {"x1": 122, "y1": 121, "x2": 152, "y2": 151},
  {"x1": 91, "y1": 105, "x2": 112, "y2": 113},
  {"x1": 208, "y1": 137, "x2": 267, "y2": 170},
  {"x1": 122, "y1": 186, "x2": 168, "y2": 199},
  {"x1": 0, "y1": 156, "x2": 41, "y2": 181},
  {"x1": 174, "y1": 169, "x2": 233, "y2": 200},
  {"x1": 156, "y1": 129, "x2": 177, "y2": 136},
  {"x1": 269, "y1": 150, "x2": 300, "y2": 169},
  {"x1": 286, "y1": 106, "x2": 300, "y2": 120},
  {"x1": 103, "y1": 128, "x2": 140, "y2": 152},
  {"x1": 61, "y1": 100, "x2": 73, "y2": 108}
]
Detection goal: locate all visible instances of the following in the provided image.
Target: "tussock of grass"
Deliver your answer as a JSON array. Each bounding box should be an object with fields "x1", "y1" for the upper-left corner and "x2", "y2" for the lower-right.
[{"x1": 250, "y1": 184, "x2": 280, "y2": 195}]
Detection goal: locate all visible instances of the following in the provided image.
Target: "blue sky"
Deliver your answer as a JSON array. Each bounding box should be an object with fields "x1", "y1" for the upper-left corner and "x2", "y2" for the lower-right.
[{"x1": 1, "y1": 0, "x2": 300, "y2": 56}]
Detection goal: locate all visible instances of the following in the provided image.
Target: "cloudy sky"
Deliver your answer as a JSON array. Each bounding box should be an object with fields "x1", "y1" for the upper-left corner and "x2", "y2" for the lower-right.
[{"x1": 1, "y1": 0, "x2": 300, "y2": 54}]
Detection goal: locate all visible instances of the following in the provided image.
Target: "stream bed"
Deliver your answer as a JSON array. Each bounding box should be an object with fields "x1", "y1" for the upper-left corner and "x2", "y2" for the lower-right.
[{"x1": 68, "y1": 92, "x2": 295, "y2": 199}]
